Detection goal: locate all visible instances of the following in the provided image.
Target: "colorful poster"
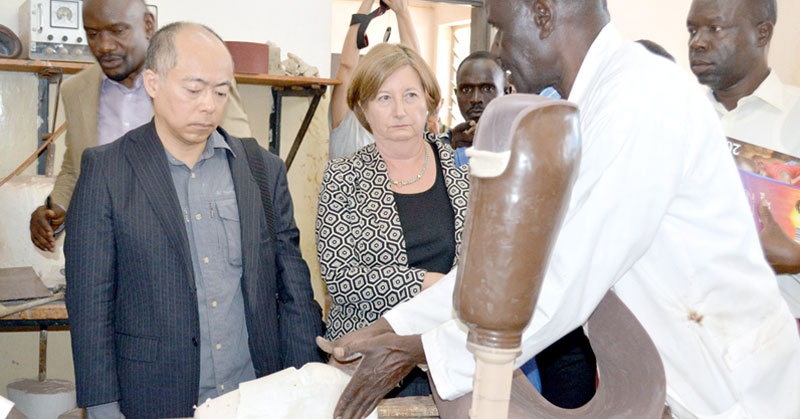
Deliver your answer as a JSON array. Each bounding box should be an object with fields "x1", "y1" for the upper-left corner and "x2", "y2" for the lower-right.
[
  {"x1": 728, "y1": 138, "x2": 800, "y2": 240},
  {"x1": 728, "y1": 138, "x2": 800, "y2": 241}
]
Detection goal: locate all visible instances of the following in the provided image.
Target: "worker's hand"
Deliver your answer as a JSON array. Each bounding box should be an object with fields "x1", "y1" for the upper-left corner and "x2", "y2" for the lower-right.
[
  {"x1": 451, "y1": 120, "x2": 477, "y2": 150},
  {"x1": 318, "y1": 336, "x2": 360, "y2": 375},
  {"x1": 757, "y1": 198, "x2": 800, "y2": 274},
  {"x1": 317, "y1": 317, "x2": 394, "y2": 364},
  {"x1": 322, "y1": 319, "x2": 425, "y2": 419},
  {"x1": 30, "y1": 204, "x2": 66, "y2": 252}
]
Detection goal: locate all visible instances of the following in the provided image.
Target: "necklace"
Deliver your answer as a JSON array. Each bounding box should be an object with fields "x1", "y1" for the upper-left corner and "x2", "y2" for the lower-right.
[{"x1": 389, "y1": 145, "x2": 429, "y2": 187}]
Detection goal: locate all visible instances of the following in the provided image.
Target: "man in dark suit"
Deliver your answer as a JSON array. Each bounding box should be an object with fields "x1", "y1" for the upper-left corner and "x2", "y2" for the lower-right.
[{"x1": 65, "y1": 22, "x2": 324, "y2": 419}]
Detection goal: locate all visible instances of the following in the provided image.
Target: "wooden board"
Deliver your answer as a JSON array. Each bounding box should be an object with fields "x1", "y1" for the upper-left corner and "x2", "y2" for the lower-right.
[
  {"x1": 0, "y1": 300, "x2": 68, "y2": 320},
  {"x1": 0, "y1": 58, "x2": 340, "y2": 87},
  {"x1": 0, "y1": 267, "x2": 51, "y2": 301},
  {"x1": 378, "y1": 396, "x2": 439, "y2": 418}
]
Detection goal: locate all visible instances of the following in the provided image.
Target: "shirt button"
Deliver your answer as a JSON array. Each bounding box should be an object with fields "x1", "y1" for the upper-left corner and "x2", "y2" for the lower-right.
[
  {"x1": 211, "y1": 301, "x2": 218, "y2": 308},
  {"x1": 220, "y1": 384, "x2": 225, "y2": 391},
  {"x1": 216, "y1": 343, "x2": 222, "y2": 350},
  {"x1": 203, "y1": 257, "x2": 209, "y2": 264},
  {"x1": 195, "y1": 214, "x2": 202, "y2": 221},
  {"x1": 190, "y1": 172, "x2": 196, "y2": 179}
]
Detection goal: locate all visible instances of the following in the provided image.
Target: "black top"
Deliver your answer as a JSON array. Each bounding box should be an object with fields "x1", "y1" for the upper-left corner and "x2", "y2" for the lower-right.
[{"x1": 393, "y1": 148, "x2": 456, "y2": 274}]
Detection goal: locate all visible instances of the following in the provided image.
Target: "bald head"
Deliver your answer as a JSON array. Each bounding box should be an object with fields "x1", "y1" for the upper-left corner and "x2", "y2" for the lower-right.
[
  {"x1": 82, "y1": 0, "x2": 154, "y2": 87},
  {"x1": 145, "y1": 22, "x2": 231, "y2": 79}
]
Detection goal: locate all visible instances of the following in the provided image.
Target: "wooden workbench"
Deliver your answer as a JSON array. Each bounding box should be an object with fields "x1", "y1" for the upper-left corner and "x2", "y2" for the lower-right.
[{"x1": 0, "y1": 300, "x2": 68, "y2": 327}]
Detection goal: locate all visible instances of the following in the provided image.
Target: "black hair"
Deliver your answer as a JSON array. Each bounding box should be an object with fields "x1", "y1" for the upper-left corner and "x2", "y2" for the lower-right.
[{"x1": 456, "y1": 51, "x2": 506, "y2": 81}]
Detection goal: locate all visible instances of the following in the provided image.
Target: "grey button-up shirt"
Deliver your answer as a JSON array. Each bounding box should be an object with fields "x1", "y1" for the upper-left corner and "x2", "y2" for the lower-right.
[{"x1": 165, "y1": 131, "x2": 256, "y2": 403}]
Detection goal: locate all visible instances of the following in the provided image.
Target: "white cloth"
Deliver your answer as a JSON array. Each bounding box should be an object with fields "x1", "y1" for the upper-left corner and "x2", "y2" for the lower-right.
[
  {"x1": 0, "y1": 396, "x2": 13, "y2": 419},
  {"x1": 384, "y1": 23, "x2": 800, "y2": 419},
  {"x1": 193, "y1": 363, "x2": 377, "y2": 419},
  {"x1": 329, "y1": 110, "x2": 374, "y2": 160},
  {"x1": 708, "y1": 72, "x2": 800, "y2": 318}
]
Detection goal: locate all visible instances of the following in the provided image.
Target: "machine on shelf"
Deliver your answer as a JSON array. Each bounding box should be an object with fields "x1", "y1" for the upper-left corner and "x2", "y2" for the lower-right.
[{"x1": 17, "y1": 0, "x2": 157, "y2": 63}]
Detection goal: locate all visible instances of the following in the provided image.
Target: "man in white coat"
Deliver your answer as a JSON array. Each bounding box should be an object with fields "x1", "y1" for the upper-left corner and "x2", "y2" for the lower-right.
[{"x1": 320, "y1": 1, "x2": 800, "y2": 418}]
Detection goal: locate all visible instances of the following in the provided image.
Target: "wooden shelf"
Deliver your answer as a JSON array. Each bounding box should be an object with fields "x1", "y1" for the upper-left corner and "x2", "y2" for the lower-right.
[
  {"x1": 0, "y1": 57, "x2": 90, "y2": 75},
  {"x1": 235, "y1": 73, "x2": 339, "y2": 88},
  {"x1": 0, "y1": 58, "x2": 340, "y2": 87}
]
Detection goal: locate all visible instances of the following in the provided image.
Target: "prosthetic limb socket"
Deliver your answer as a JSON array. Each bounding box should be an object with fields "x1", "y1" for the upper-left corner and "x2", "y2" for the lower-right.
[{"x1": 454, "y1": 95, "x2": 581, "y2": 419}]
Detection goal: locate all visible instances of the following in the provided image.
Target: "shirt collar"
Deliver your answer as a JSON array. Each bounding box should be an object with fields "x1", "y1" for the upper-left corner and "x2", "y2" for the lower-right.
[
  {"x1": 743, "y1": 70, "x2": 786, "y2": 111},
  {"x1": 165, "y1": 129, "x2": 234, "y2": 167},
  {"x1": 101, "y1": 72, "x2": 145, "y2": 93},
  {"x1": 708, "y1": 70, "x2": 787, "y2": 114},
  {"x1": 567, "y1": 22, "x2": 621, "y2": 105},
  {"x1": 540, "y1": 86, "x2": 561, "y2": 99}
]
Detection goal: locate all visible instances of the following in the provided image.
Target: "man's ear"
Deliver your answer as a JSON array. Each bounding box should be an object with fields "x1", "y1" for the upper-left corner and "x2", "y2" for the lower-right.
[
  {"x1": 142, "y1": 68, "x2": 159, "y2": 99},
  {"x1": 756, "y1": 21, "x2": 774, "y2": 48},
  {"x1": 144, "y1": 12, "x2": 156, "y2": 39},
  {"x1": 532, "y1": 0, "x2": 554, "y2": 39}
]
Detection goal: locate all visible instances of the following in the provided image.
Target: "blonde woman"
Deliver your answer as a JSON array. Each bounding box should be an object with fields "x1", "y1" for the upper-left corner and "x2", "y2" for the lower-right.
[{"x1": 316, "y1": 43, "x2": 469, "y2": 396}]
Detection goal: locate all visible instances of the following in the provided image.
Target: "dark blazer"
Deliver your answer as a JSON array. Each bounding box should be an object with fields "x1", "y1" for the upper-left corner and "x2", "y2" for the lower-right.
[{"x1": 64, "y1": 122, "x2": 324, "y2": 418}]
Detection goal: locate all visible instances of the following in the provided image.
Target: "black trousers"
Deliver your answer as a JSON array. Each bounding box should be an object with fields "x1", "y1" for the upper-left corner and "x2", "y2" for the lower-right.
[
  {"x1": 537, "y1": 327, "x2": 597, "y2": 408},
  {"x1": 387, "y1": 328, "x2": 597, "y2": 406}
]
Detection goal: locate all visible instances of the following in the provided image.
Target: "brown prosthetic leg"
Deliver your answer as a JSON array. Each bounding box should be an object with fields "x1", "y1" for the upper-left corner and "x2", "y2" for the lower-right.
[{"x1": 446, "y1": 95, "x2": 666, "y2": 419}]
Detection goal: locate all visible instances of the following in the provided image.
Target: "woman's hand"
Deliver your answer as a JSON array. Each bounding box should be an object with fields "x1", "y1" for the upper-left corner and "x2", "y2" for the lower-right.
[{"x1": 384, "y1": 0, "x2": 410, "y2": 17}]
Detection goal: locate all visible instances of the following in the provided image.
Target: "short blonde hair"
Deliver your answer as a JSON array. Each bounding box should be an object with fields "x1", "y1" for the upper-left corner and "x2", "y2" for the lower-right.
[{"x1": 347, "y1": 43, "x2": 441, "y2": 133}]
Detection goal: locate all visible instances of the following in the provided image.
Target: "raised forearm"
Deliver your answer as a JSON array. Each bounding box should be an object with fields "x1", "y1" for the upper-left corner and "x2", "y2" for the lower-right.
[{"x1": 392, "y1": 1, "x2": 421, "y2": 54}]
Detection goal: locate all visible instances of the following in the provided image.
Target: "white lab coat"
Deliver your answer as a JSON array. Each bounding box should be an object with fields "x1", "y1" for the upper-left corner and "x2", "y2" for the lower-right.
[{"x1": 384, "y1": 24, "x2": 800, "y2": 419}]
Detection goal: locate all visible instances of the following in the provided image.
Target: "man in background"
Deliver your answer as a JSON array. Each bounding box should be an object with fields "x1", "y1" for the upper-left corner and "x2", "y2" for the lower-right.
[
  {"x1": 29, "y1": 0, "x2": 251, "y2": 251},
  {"x1": 65, "y1": 22, "x2": 323, "y2": 418},
  {"x1": 688, "y1": 0, "x2": 800, "y2": 316},
  {"x1": 449, "y1": 51, "x2": 509, "y2": 166}
]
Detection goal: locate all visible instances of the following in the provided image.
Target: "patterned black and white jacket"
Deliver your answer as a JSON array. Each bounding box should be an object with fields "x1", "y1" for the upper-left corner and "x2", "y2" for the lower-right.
[{"x1": 316, "y1": 138, "x2": 470, "y2": 340}]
